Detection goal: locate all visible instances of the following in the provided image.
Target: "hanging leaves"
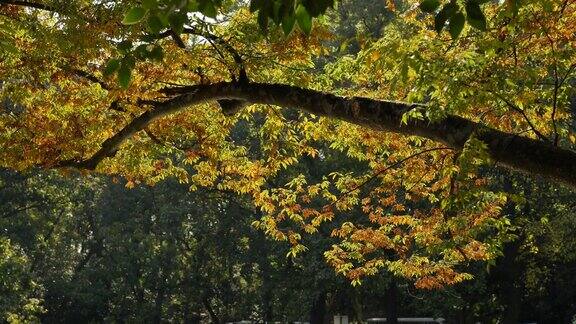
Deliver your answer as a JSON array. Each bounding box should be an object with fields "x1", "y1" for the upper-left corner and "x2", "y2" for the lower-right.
[
  {"x1": 422, "y1": 0, "x2": 491, "y2": 38},
  {"x1": 122, "y1": 7, "x2": 147, "y2": 25},
  {"x1": 434, "y1": 2, "x2": 458, "y2": 34},
  {"x1": 295, "y1": 4, "x2": 312, "y2": 35},
  {"x1": 465, "y1": 0, "x2": 487, "y2": 31},
  {"x1": 449, "y1": 11, "x2": 466, "y2": 39}
]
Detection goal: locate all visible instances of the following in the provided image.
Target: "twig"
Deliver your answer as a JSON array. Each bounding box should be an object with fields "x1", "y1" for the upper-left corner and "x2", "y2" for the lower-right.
[
  {"x1": 330, "y1": 147, "x2": 453, "y2": 207},
  {"x1": 70, "y1": 68, "x2": 110, "y2": 90},
  {"x1": 490, "y1": 91, "x2": 550, "y2": 143}
]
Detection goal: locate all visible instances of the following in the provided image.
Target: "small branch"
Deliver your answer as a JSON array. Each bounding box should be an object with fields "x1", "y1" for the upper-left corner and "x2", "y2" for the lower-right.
[
  {"x1": 552, "y1": 69, "x2": 560, "y2": 146},
  {"x1": 0, "y1": 203, "x2": 43, "y2": 218},
  {"x1": 144, "y1": 128, "x2": 163, "y2": 145},
  {"x1": 490, "y1": 91, "x2": 550, "y2": 143},
  {"x1": 205, "y1": 35, "x2": 236, "y2": 80},
  {"x1": 182, "y1": 27, "x2": 247, "y2": 81},
  {"x1": 535, "y1": 14, "x2": 561, "y2": 145},
  {"x1": 70, "y1": 68, "x2": 110, "y2": 90},
  {"x1": 168, "y1": 29, "x2": 186, "y2": 49},
  {"x1": 157, "y1": 26, "x2": 247, "y2": 83},
  {"x1": 330, "y1": 147, "x2": 453, "y2": 206},
  {"x1": 560, "y1": 0, "x2": 570, "y2": 15},
  {"x1": 553, "y1": 63, "x2": 575, "y2": 145},
  {"x1": 559, "y1": 63, "x2": 576, "y2": 87}
]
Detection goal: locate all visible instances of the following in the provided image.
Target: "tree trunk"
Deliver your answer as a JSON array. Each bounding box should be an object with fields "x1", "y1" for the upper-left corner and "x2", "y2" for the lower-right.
[
  {"x1": 498, "y1": 242, "x2": 523, "y2": 324},
  {"x1": 384, "y1": 280, "x2": 399, "y2": 324},
  {"x1": 350, "y1": 288, "x2": 364, "y2": 323},
  {"x1": 310, "y1": 291, "x2": 327, "y2": 324},
  {"x1": 153, "y1": 286, "x2": 165, "y2": 324}
]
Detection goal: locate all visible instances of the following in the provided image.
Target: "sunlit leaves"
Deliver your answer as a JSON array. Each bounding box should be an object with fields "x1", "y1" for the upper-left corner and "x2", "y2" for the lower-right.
[
  {"x1": 0, "y1": 237, "x2": 44, "y2": 321},
  {"x1": 1, "y1": 0, "x2": 575, "y2": 290},
  {"x1": 0, "y1": 18, "x2": 18, "y2": 58},
  {"x1": 122, "y1": 7, "x2": 147, "y2": 25}
]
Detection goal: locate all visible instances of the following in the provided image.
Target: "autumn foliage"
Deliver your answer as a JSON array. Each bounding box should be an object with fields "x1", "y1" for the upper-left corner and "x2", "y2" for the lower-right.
[{"x1": 0, "y1": 0, "x2": 575, "y2": 288}]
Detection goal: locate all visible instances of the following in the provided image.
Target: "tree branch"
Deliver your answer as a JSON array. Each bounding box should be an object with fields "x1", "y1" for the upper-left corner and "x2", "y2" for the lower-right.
[
  {"x1": 70, "y1": 68, "x2": 110, "y2": 90},
  {"x1": 330, "y1": 146, "x2": 453, "y2": 207},
  {"x1": 490, "y1": 91, "x2": 550, "y2": 143},
  {"x1": 181, "y1": 27, "x2": 246, "y2": 81},
  {"x1": 57, "y1": 82, "x2": 576, "y2": 188},
  {"x1": 0, "y1": 0, "x2": 58, "y2": 12},
  {"x1": 167, "y1": 29, "x2": 186, "y2": 48}
]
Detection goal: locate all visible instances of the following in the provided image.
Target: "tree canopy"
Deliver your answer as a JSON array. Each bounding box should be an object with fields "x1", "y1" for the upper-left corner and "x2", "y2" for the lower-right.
[{"x1": 1, "y1": 0, "x2": 575, "y2": 289}]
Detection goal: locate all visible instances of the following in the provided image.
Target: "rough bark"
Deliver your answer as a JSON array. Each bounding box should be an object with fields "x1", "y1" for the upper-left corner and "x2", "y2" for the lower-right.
[
  {"x1": 0, "y1": 0, "x2": 58, "y2": 12},
  {"x1": 60, "y1": 82, "x2": 576, "y2": 188}
]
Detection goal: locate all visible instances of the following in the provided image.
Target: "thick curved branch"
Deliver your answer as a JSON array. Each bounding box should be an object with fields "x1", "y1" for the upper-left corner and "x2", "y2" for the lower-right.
[
  {"x1": 59, "y1": 82, "x2": 576, "y2": 188},
  {"x1": 0, "y1": 0, "x2": 58, "y2": 12}
]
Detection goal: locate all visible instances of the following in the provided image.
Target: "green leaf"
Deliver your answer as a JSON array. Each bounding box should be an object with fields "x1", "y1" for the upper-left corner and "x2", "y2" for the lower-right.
[
  {"x1": 449, "y1": 11, "x2": 465, "y2": 39},
  {"x1": 199, "y1": 0, "x2": 217, "y2": 18},
  {"x1": 168, "y1": 12, "x2": 187, "y2": 34},
  {"x1": 420, "y1": 0, "x2": 441, "y2": 13},
  {"x1": 142, "y1": 0, "x2": 157, "y2": 10},
  {"x1": 149, "y1": 46, "x2": 164, "y2": 61},
  {"x1": 123, "y1": 55, "x2": 136, "y2": 70},
  {"x1": 296, "y1": 5, "x2": 312, "y2": 35},
  {"x1": 465, "y1": 1, "x2": 487, "y2": 30},
  {"x1": 103, "y1": 59, "x2": 120, "y2": 77},
  {"x1": 122, "y1": 7, "x2": 147, "y2": 25},
  {"x1": 147, "y1": 15, "x2": 164, "y2": 34},
  {"x1": 434, "y1": 2, "x2": 457, "y2": 33},
  {"x1": 282, "y1": 14, "x2": 296, "y2": 35},
  {"x1": 187, "y1": 0, "x2": 199, "y2": 11},
  {"x1": 133, "y1": 44, "x2": 147, "y2": 60},
  {"x1": 117, "y1": 64, "x2": 132, "y2": 88},
  {"x1": 117, "y1": 40, "x2": 132, "y2": 54}
]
